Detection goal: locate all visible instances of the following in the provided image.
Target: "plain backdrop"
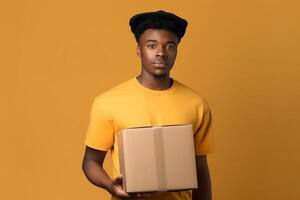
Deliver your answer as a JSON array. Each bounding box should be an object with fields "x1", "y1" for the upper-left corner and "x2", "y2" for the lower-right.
[{"x1": 1, "y1": 0, "x2": 299, "y2": 200}]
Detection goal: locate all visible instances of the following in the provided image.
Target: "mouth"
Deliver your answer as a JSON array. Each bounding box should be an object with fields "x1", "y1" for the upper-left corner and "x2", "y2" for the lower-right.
[{"x1": 152, "y1": 61, "x2": 168, "y2": 68}]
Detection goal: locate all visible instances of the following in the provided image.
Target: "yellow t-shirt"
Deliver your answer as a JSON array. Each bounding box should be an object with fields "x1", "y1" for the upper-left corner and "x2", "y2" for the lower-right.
[{"x1": 84, "y1": 76, "x2": 215, "y2": 200}]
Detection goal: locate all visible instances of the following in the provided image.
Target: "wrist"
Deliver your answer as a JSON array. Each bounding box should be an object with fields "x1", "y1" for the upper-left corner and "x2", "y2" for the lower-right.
[{"x1": 106, "y1": 180, "x2": 114, "y2": 194}]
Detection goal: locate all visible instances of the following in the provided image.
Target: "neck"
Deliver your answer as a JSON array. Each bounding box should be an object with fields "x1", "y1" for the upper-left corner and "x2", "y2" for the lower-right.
[{"x1": 136, "y1": 73, "x2": 173, "y2": 90}]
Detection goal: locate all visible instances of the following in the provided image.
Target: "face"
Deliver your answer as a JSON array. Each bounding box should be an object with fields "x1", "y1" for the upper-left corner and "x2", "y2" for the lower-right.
[{"x1": 137, "y1": 29, "x2": 179, "y2": 78}]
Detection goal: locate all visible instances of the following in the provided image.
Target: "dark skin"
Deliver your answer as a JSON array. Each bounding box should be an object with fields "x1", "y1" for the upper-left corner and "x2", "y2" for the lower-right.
[
  {"x1": 136, "y1": 29, "x2": 178, "y2": 90},
  {"x1": 82, "y1": 29, "x2": 212, "y2": 200}
]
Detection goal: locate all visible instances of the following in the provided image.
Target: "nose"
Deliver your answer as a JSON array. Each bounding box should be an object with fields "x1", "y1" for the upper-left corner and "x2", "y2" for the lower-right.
[{"x1": 156, "y1": 45, "x2": 167, "y2": 58}]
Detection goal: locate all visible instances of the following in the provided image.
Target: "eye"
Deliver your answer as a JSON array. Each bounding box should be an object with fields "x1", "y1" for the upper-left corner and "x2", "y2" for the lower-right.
[
  {"x1": 167, "y1": 44, "x2": 176, "y2": 51},
  {"x1": 147, "y1": 44, "x2": 156, "y2": 49}
]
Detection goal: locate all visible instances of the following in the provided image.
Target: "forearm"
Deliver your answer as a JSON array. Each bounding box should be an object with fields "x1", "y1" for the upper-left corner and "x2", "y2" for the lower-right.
[
  {"x1": 192, "y1": 168, "x2": 212, "y2": 200},
  {"x1": 82, "y1": 159, "x2": 113, "y2": 193}
]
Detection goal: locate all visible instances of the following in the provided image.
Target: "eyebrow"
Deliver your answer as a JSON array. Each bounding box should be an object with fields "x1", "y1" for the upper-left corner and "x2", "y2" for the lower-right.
[{"x1": 146, "y1": 39, "x2": 177, "y2": 45}]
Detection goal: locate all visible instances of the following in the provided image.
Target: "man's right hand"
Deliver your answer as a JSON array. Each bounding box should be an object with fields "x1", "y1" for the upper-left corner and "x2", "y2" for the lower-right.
[
  {"x1": 109, "y1": 175, "x2": 152, "y2": 199},
  {"x1": 82, "y1": 147, "x2": 152, "y2": 199},
  {"x1": 109, "y1": 175, "x2": 130, "y2": 199}
]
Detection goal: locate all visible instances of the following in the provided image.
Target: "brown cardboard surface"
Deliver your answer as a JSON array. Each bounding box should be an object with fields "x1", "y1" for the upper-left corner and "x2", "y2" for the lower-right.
[{"x1": 118, "y1": 124, "x2": 198, "y2": 193}]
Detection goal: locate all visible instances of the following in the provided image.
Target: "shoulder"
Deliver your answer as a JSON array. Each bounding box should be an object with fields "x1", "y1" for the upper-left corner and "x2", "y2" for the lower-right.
[
  {"x1": 93, "y1": 78, "x2": 136, "y2": 107},
  {"x1": 175, "y1": 80, "x2": 209, "y2": 107}
]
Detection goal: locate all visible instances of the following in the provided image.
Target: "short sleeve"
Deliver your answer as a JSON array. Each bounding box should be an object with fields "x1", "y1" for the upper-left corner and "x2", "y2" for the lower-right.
[
  {"x1": 84, "y1": 99, "x2": 115, "y2": 151},
  {"x1": 194, "y1": 102, "x2": 215, "y2": 156}
]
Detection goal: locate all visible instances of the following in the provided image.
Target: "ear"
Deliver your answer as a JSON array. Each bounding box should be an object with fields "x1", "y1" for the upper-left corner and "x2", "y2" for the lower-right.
[{"x1": 136, "y1": 44, "x2": 141, "y2": 57}]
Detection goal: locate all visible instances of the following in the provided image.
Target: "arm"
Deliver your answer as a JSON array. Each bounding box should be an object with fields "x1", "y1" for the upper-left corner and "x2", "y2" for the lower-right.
[
  {"x1": 82, "y1": 146, "x2": 151, "y2": 199},
  {"x1": 81, "y1": 146, "x2": 130, "y2": 198},
  {"x1": 192, "y1": 155, "x2": 212, "y2": 200}
]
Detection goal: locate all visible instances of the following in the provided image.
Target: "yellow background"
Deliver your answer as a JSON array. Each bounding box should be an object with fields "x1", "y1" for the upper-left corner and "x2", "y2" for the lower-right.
[{"x1": 1, "y1": 0, "x2": 299, "y2": 200}]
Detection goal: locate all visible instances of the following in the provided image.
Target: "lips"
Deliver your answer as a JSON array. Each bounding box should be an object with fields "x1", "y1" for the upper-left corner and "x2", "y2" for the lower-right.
[{"x1": 152, "y1": 61, "x2": 168, "y2": 67}]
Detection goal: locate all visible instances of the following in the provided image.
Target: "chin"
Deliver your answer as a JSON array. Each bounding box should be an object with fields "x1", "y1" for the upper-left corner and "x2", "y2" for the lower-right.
[{"x1": 152, "y1": 72, "x2": 169, "y2": 78}]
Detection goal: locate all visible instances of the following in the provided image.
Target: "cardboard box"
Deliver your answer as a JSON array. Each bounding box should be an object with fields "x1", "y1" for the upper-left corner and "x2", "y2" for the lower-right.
[{"x1": 118, "y1": 124, "x2": 198, "y2": 193}]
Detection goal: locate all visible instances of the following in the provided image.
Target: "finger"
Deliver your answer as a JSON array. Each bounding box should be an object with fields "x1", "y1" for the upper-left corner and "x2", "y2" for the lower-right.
[
  {"x1": 136, "y1": 193, "x2": 142, "y2": 198},
  {"x1": 127, "y1": 193, "x2": 141, "y2": 199},
  {"x1": 142, "y1": 193, "x2": 152, "y2": 198},
  {"x1": 115, "y1": 190, "x2": 130, "y2": 199},
  {"x1": 112, "y1": 175, "x2": 123, "y2": 186},
  {"x1": 131, "y1": 193, "x2": 152, "y2": 199},
  {"x1": 118, "y1": 193, "x2": 130, "y2": 199},
  {"x1": 141, "y1": 194, "x2": 152, "y2": 198}
]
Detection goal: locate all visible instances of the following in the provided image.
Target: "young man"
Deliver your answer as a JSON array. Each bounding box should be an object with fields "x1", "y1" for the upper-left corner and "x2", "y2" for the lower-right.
[{"x1": 82, "y1": 10, "x2": 215, "y2": 200}]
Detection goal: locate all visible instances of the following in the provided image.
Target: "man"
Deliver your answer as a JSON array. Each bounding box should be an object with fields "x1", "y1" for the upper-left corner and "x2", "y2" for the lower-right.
[{"x1": 82, "y1": 10, "x2": 215, "y2": 200}]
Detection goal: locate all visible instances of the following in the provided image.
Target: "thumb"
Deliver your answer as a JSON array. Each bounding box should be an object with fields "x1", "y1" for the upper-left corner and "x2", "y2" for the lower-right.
[{"x1": 113, "y1": 175, "x2": 123, "y2": 186}]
